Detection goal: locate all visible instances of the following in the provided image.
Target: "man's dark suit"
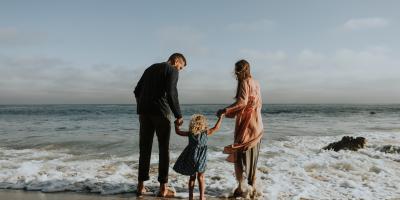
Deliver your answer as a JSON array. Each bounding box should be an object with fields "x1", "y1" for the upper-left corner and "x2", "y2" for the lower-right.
[{"x1": 134, "y1": 62, "x2": 182, "y2": 183}]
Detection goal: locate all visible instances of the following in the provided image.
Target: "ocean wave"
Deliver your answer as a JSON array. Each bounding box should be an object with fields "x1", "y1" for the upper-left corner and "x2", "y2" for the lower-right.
[{"x1": 1, "y1": 131, "x2": 400, "y2": 199}]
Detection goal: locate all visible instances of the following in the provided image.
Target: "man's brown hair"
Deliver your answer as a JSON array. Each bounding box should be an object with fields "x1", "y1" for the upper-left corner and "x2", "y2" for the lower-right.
[{"x1": 168, "y1": 53, "x2": 187, "y2": 66}]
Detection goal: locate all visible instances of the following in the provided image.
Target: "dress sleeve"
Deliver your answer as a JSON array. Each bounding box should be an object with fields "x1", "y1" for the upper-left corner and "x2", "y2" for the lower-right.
[{"x1": 224, "y1": 80, "x2": 249, "y2": 118}]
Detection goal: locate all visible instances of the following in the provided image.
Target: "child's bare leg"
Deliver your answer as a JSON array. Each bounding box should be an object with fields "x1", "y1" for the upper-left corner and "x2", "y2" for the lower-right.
[
  {"x1": 189, "y1": 174, "x2": 196, "y2": 200},
  {"x1": 197, "y1": 172, "x2": 206, "y2": 200}
]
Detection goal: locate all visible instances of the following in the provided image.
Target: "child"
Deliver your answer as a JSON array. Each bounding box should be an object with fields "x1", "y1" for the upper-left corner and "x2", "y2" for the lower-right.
[{"x1": 173, "y1": 114, "x2": 224, "y2": 200}]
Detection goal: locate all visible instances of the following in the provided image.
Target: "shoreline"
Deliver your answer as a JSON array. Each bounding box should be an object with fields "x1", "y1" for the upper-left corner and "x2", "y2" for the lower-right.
[
  {"x1": 0, "y1": 189, "x2": 228, "y2": 200},
  {"x1": 0, "y1": 189, "x2": 229, "y2": 200}
]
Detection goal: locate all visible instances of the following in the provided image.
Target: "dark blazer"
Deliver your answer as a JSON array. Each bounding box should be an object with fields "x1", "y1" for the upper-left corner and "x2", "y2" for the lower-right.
[{"x1": 134, "y1": 62, "x2": 182, "y2": 119}]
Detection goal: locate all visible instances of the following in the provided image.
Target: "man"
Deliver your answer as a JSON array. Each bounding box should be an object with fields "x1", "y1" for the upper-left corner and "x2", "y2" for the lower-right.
[{"x1": 133, "y1": 53, "x2": 186, "y2": 197}]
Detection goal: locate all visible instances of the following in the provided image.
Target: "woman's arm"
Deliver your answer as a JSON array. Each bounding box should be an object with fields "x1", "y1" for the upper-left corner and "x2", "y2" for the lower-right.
[
  {"x1": 219, "y1": 81, "x2": 249, "y2": 118},
  {"x1": 175, "y1": 124, "x2": 189, "y2": 136},
  {"x1": 207, "y1": 115, "x2": 224, "y2": 135}
]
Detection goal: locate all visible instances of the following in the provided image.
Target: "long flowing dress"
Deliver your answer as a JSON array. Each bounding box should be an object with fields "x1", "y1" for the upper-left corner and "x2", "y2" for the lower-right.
[
  {"x1": 173, "y1": 131, "x2": 208, "y2": 176},
  {"x1": 223, "y1": 77, "x2": 263, "y2": 163}
]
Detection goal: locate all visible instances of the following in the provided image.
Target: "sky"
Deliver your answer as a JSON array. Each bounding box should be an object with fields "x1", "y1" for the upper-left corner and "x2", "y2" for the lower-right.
[{"x1": 1, "y1": 0, "x2": 400, "y2": 104}]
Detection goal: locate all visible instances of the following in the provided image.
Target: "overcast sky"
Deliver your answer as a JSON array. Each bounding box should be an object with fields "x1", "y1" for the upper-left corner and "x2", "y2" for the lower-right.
[{"x1": 1, "y1": 0, "x2": 400, "y2": 104}]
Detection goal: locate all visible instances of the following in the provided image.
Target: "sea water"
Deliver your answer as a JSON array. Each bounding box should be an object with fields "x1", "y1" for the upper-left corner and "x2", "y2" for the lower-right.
[{"x1": 0, "y1": 104, "x2": 399, "y2": 199}]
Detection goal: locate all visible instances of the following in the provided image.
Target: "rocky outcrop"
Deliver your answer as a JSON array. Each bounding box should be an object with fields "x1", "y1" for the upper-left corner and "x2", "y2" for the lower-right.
[
  {"x1": 323, "y1": 136, "x2": 366, "y2": 152},
  {"x1": 377, "y1": 145, "x2": 400, "y2": 154}
]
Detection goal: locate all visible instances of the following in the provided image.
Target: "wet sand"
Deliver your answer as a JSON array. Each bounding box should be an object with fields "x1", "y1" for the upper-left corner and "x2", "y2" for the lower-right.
[{"x1": 0, "y1": 189, "x2": 229, "y2": 200}]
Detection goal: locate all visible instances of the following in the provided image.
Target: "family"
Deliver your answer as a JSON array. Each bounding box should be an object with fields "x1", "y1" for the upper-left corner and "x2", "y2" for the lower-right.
[{"x1": 133, "y1": 53, "x2": 263, "y2": 199}]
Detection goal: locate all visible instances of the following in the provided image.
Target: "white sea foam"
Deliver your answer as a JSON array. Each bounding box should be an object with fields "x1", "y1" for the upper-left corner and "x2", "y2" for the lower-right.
[{"x1": 1, "y1": 132, "x2": 399, "y2": 199}]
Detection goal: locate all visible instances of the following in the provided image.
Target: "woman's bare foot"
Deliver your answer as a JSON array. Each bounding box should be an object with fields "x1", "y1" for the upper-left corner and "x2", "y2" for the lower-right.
[
  {"x1": 233, "y1": 187, "x2": 243, "y2": 198},
  {"x1": 249, "y1": 185, "x2": 263, "y2": 199},
  {"x1": 249, "y1": 186, "x2": 256, "y2": 198}
]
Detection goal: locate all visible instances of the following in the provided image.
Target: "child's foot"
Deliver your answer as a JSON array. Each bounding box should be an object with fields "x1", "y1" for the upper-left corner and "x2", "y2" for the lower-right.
[{"x1": 199, "y1": 193, "x2": 206, "y2": 200}]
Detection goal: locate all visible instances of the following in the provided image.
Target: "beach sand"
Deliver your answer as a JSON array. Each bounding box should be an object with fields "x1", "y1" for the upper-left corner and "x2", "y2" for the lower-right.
[{"x1": 0, "y1": 189, "x2": 228, "y2": 200}]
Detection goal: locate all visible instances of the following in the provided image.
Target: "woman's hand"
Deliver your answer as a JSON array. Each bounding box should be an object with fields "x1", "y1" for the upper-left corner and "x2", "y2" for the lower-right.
[{"x1": 216, "y1": 108, "x2": 226, "y2": 117}]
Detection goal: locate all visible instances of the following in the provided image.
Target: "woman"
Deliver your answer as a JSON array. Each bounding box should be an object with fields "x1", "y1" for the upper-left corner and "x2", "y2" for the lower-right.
[{"x1": 217, "y1": 59, "x2": 263, "y2": 198}]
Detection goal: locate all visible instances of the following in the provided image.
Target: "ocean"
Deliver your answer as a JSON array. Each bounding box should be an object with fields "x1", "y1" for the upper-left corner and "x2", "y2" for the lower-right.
[{"x1": 0, "y1": 104, "x2": 399, "y2": 199}]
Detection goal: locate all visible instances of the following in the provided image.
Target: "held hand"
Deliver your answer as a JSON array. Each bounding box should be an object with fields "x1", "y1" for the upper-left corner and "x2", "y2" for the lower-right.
[
  {"x1": 174, "y1": 123, "x2": 181, "y2": 131},
  {"x1": 174, "y1": 117, "x2": 183, "y2": 126},
  {"x1": 216, "y1": 109, "x2": 222, "y2": 117},
  {"x1": 216, "y1": 109, "x2": 226, "y2": 117}
]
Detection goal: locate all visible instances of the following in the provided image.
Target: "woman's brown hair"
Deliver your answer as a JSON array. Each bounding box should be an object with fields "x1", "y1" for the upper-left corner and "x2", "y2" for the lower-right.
[{"x1": 234, "y1": 59, "x2": 251, "y2": 99}]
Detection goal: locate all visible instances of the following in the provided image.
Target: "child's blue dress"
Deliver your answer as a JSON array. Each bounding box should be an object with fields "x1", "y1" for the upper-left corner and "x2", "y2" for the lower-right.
[{"x1": 173, "y1": 130, "x2": 208, "y2": 176}]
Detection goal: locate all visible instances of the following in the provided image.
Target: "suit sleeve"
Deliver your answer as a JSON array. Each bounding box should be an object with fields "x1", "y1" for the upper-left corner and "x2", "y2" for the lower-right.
[
  {"x1": 166, "y1": 68, "x2": 182, "y2": 118},
  {"x1": 133, "y1": 74, "x2": 144, "y2": 101}
]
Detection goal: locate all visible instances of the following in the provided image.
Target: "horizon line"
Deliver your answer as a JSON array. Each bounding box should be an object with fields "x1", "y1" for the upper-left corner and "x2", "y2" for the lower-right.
[{"x1": 1, "y1": 103, "x2": 399, "y2": 106}]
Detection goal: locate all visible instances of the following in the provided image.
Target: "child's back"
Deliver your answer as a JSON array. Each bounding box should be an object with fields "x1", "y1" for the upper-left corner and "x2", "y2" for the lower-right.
[
  {"x1": 173, "y1": 114, "x2": 224, "y2": 200},
  {"x1": 173, "y1": 131, "x2": 208, "y2": 176}
]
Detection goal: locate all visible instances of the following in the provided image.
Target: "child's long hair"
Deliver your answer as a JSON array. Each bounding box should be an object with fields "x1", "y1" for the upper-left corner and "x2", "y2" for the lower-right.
[{"x1": 189, "y1": 114, "x2": 208, "y2": 135}]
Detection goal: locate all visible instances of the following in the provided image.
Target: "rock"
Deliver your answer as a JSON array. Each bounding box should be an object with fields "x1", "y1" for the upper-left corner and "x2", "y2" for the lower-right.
[
  {"x1": 258, "y1": 166, "x2": 270, "y2": 174},
  {"x1": 211, "y1": 176, "x2": 221, "y2": 181},
  {"x1": 322, "y1": 136, "x2": 366, "y2": 152},
  {"x1": 377, "y1": 145, "x2": 400, "y2": 154}
]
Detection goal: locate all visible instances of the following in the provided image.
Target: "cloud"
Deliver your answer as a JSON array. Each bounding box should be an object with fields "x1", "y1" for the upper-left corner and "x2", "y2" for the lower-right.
[
  {"x1": 1, "y1": 45, "x2": 400, "y2": 104},
  {"x1": 240, "y1": 49, "x2": 287, "y2": 62},
  {"x1": 156, "y1": 26, "x2": 209, "y2": 56},
  {"x1": 343, "y1": 17, "x2": 389, "y2": 30},
  {"x1": 0, "y1": 52, "x2": 236, "y2": 104},
  {"x1": 238, "y1": 47, "x2": 400, "y2": 103},
  {"x1": 0, "y1": 27, "x2": 46, "y2": 46},
  {"x1": 227, "y1": 19, "x2": 275, "y2": 32},
  {"x1": 296, "y1": 50, "x2": 326, "y2": 67},
  {"x1": 0, "y1": 54, "x2": 142, "y2": 104}
]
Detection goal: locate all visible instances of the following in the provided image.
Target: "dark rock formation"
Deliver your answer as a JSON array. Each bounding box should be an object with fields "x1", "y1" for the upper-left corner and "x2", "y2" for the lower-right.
[
  {"x1": 377, "y1": 145, "x2": 400, "y2": 154},
  {"x1": 323, "y1": 136, "x2": 367, "y2": 152}
]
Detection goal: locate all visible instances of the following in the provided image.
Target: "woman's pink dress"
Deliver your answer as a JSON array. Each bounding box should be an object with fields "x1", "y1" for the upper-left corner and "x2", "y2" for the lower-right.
[{"x1": 223, "y1": 77, "x2": 263, "y2": 163}]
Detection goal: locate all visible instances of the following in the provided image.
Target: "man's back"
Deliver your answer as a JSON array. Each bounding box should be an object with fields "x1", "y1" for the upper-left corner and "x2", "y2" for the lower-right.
[
  {"x1": 134, "y1": 62, "x2": 182, "y2": 119},
  {"x1": 135, "y1": 53, "x2": 186, "y2": 198}
]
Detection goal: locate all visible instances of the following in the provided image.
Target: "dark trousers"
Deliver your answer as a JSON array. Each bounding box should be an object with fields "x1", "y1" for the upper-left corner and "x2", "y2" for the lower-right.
[{"x1": 138, "y1": 114, "x2": 171, "y2": 183}]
